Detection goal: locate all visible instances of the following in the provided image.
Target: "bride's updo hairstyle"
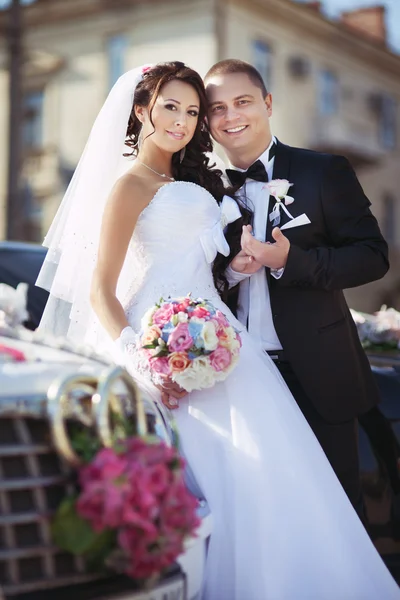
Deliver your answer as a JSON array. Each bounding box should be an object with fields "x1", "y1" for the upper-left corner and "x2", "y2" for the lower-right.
[{"x1": 126, "y1": 61, "x2": 252, "y2": 297}]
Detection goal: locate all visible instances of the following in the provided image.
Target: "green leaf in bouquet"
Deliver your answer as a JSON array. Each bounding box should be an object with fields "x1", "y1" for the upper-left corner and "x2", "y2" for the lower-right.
[
  {"x1": 143, "y1": 342, "x2": 158, "y2": 349},
  {"x1": 70, "y1": 424, "x2": 102, "y2": 464},
  {"x1": 188, "y1": 347, "x2": 204, "y2": 357},
  {"x1": 52, "y1": 496, "x2": 98, "y2": 554},
  {"x1": 84, "y1": 529, "x2": 117, "y2": 572},
  {"x1": 52, "y1": 497, "x2": 116, "y2": 567}
]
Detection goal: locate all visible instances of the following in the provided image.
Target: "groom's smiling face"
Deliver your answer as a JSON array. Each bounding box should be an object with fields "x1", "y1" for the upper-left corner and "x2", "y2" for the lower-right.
[{"x1": 205, "y1": 72, "x2": 272, "y2": 166}]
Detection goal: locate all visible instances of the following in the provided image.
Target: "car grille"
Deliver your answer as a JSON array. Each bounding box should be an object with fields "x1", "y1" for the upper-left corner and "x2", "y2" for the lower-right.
[
  {"x1": 0, "y1": 413, "x2": 103, "y2": 597},
  {"x1": 0, "y1": 366, "x2": 151, "y2": 598}
]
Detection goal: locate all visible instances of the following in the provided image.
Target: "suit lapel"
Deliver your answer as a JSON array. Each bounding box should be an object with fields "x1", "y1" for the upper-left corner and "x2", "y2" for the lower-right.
[{"x1": 265, "y1": 139, "x2": 292, "y2": 242}]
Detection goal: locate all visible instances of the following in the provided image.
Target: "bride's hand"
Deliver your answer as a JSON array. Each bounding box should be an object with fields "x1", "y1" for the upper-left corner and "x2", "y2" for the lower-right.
[
  {"x1": 155, "y1": 374, "x2": 187, "y2": 410},
  {"x1": 230, "y1": 248, "x2": 263, "y2": 275}
]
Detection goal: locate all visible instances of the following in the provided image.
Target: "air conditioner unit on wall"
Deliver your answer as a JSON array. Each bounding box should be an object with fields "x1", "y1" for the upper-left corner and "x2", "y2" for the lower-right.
[{"x1": 287, "y1": 56, "x2": 310, "y2": 78}]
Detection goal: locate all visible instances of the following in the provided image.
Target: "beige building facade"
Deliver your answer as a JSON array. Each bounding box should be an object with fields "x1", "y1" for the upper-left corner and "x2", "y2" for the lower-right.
[{"x1": 0, "y1": 0, "x2": 399, "y2": 311}]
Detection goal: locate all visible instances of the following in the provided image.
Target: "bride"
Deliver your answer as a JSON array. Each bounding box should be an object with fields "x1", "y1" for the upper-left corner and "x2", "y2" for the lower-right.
[{"x1": 36, "y1": 62, "x2": 400, "y2": 599}]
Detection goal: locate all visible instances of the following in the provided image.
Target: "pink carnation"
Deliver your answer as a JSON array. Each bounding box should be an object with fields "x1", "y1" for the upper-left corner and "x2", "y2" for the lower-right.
[
  {"x1": 191, "y1": 306, "x2": 210, "y2": 319},
  {"x1": 209, "y1": 346, "x2": 232, "y2": 372},
  {"x1": 173, "y1": 297, "x2": 191, "y2": 313},
  {"x1": 167, "y1": 322, "x2": 193, "y2": 352},
  {"x1": 152, "y1": 303, "x2": 175, "y2": 327}
]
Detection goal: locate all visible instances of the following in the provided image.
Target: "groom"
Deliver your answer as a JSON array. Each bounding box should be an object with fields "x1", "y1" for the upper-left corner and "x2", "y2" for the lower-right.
[{"x1": 204, "y1": 59, "x2": 389, "y2": 520}]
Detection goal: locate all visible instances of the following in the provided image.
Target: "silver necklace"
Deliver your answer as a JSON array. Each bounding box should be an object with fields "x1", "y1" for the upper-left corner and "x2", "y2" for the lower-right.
[{"x1": 137, "y1": 159, "x2": 175, "y2": 181}]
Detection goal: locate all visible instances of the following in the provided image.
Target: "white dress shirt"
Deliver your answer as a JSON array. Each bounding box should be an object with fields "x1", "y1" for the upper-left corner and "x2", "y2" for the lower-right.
[{"x1": 226, "y1": 137, "x2": 283, "y2": 351}]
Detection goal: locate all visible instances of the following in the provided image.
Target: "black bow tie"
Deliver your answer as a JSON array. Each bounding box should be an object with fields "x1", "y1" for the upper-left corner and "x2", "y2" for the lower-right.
[{"x1": 226, "y1": 144, "x2": 276, "y2": 187}]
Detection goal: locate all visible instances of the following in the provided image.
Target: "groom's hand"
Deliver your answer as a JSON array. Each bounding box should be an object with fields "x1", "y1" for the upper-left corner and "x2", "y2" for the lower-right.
[
  {"x1": 241, "y1": 225, "x2": 290, "y2": 270},
  {"x1": 230, "y1": 249, "x2": 263, "y2": 275}
]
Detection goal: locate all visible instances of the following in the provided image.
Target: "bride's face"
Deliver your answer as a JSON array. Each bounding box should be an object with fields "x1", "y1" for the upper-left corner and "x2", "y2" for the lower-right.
[{"x1": 140, "y1": 80, "x2": 200, "y2": 154}]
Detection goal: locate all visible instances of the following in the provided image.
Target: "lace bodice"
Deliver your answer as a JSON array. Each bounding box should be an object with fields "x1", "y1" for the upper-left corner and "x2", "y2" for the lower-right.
[{"x1": 121, "y1": 181, "x2": 240, "y2": 332}]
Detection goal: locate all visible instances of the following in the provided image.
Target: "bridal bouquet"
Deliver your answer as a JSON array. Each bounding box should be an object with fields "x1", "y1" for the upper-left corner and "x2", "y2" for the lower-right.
[{"x1": 137, "y1": 296, "x2": 241, "y2": 392}]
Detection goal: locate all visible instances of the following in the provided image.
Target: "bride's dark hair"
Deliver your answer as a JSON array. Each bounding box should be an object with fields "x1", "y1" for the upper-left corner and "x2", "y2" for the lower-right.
[{"x1": 125, "y1": 61, "x2": 252, "y2": 299}]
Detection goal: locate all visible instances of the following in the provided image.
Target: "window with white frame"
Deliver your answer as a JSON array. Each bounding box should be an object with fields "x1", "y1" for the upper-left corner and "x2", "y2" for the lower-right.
[
  {"x1": 252, "y1": 39, "x2": 272, "y2": 92},
  {"x1": 22, "y1": 90, "x2": 44, "y2": 149},
  {"x1": 107, "y1": 33, "x2": 128, "y2": 90},
  {"x1": 380, "y1": 95, "x2": 397, "y2": 150},
  {"x1": 318, "y1": 69, "x2": 339, "y2": 115}
]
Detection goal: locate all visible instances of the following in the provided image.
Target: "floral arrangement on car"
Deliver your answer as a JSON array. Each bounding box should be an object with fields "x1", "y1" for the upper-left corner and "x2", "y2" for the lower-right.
[
  {"x1": 51, "y1": 424, "x2": 200, "y2": 583},
  {"x1": 137, "y1": 295, "x2": 242, "y2": 392},
  {"x1": 351, "y1": 305, "x2": 400, "y2": 352}
]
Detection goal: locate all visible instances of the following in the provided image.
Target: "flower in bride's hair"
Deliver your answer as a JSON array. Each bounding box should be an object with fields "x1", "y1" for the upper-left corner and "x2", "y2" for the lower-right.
[{"x1": 169, "y1": 352, "x2": 191, "y2": 374}]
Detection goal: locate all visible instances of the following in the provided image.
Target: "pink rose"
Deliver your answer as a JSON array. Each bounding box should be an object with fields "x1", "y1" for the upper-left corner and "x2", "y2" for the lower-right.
[
  {"x1": 152, "y1": 303, "x2": 175, "y2": 327},
  {"x1": 149, "y1": 356, "x2": 170, "y2": 375},
  {"x1": 209, "y1": 346, "x2": 232, "y2": 372},
  {"x1": 191, "y1": 306, "x2": 210, "y2": 319},
  {"x1": 167, "y1": 322, "x2": 193, "y2": 352},
  {"x1": 214, "y1": 310, "x2": 230, "y2": 328},
  {"x1": 141, "y1": 325, "x2": 162, "y2": 346},
  {"x1": 173, "y1": 297, "x2": 191, "y2": 313}
]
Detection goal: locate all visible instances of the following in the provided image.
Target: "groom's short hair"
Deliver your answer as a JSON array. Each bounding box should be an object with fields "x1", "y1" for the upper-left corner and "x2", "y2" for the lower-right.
[{"x1": 205, "y1": 59, "x2": 268, "y2": 97}]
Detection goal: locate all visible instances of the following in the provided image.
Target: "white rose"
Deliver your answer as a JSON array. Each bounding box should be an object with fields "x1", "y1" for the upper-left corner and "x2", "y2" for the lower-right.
[
  {"x1": 177, "y1": 311, "x2": 189, "y2": 323},
  {"x1": 200, "y1": 321, "x2": 219, "y2": 351},
  {"x1": 267, "y1": 179, "x2": 293, "y2": 199},
  {"x1": 173, "y1": 357, "x2": 215, "y2": 391},
  {"x1": 141, "y1": 306, "x2": 157, "y2": 329}
]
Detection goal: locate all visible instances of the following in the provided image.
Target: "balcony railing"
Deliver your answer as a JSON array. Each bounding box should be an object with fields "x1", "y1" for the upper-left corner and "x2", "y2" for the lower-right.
[{"x1": 308, "y1": 114, "x2": 385, "y2": 168}]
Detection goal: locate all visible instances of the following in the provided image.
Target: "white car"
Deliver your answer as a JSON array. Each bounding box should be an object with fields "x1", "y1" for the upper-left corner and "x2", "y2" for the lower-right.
[{"x1": 0, "y1": 321, "x2": 211, "y2": 600}]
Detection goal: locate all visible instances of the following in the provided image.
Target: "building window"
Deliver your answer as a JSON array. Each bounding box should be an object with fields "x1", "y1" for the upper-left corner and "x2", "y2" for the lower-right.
[
  {"x1": 252, "y1": 39, "x2": 272, "y2": 92},
  {"x1": 22, "y1": 90, "x2": 44, "y2": 149},
  {"x1": 380, "y1": 95, "x2": 397, "y2": 150},
  {"x1": 318, "y1": 69, "x2": 339, "y2": 115},
  {"x1": 382, "y1": 193, "x2": 396, "y2": 244},
  {"x1": 107, "y1": 34, "x2": 128, "y2": 90}
]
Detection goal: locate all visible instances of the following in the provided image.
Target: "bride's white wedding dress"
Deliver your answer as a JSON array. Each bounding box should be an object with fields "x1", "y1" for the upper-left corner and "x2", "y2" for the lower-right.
[{"x1": 119, "y1": 180, "x2": 399, "y2": 599}]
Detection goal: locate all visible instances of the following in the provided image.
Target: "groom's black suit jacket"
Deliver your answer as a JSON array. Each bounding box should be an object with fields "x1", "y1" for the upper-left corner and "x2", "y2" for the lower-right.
[{"x1": 228, "y1": 140, "x2": 389, "y2": 424}]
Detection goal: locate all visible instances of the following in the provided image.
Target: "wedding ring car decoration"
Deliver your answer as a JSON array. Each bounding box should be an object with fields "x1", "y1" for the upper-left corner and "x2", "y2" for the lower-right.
[{"x1": 46, "y1": 366, "x2": 146, "y2": 465}]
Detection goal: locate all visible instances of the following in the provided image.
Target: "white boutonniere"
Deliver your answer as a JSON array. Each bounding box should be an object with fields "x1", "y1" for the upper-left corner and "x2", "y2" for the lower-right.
[{"x1": 265, "y1": 179, "x2": 295, "y2": 226}]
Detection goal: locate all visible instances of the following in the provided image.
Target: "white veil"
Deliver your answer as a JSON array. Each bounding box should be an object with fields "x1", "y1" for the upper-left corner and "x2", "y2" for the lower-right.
[{"x1": 36, "y1": 65, "x2": 152, "y2": 352}]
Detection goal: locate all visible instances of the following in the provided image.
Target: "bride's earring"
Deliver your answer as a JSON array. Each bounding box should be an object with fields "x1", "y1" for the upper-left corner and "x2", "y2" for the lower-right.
[
  {"x1": 137, "y1": 128, "x2": 143, "y2": 152},
  {"x1": 179, "y1": 146, "x2": 186, "y2": 164}
]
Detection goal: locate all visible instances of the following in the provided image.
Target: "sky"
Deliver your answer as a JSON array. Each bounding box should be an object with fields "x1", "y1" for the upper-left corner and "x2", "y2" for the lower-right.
[{"x1": 0, "y1": 0, "x2": 399, "y2": 53}]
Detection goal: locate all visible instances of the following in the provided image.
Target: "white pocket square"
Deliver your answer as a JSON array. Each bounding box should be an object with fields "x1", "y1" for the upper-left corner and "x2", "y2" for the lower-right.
[{"x1": 280, "y1": 213, "x2": 311, "y2": 230}]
